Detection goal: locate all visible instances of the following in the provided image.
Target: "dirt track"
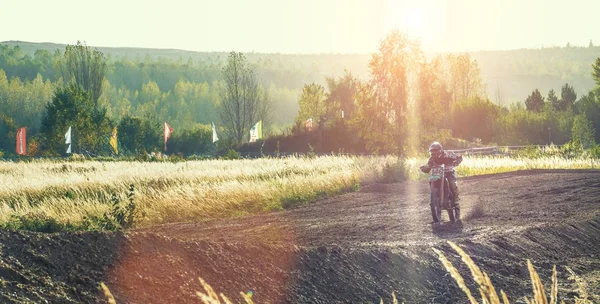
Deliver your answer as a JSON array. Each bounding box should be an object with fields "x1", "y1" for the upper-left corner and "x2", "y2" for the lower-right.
[{"x1": 1, "y1": 169, "x2": 600, "y2": 303}]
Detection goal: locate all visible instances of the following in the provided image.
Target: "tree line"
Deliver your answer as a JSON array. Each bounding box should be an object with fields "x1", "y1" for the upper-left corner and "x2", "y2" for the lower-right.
[
  {"x1": 0, "y1": 42, "x2": 272, "y2": 157},
  {"x1": 3, "y1": 40, "x2": 598, "y2": 103},
  {"x1": 257, "y1": 31, "x2": 600, "y2": 155},
  {"x1": 1, "y1": 34, "x2": 599, "y2": 157},
  {"x1": 0, "y1": 43, "x2": 301, "y2": 132}
]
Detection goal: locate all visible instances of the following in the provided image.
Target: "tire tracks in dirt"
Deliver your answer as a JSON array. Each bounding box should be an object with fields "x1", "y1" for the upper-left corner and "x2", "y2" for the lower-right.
[{"x1": 0, "y1": 170, "x2": 599, "y2": 303}]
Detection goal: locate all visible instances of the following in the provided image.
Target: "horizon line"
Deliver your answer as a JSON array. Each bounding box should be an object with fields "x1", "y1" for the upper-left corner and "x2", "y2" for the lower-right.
[{"x1": 1, "y1": 39, "x2": 598, "y2": 56}]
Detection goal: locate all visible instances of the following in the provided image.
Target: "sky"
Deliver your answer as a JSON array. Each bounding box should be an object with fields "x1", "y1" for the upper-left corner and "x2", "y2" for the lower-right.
[{"x1": 1, "y1": 0, "x2": 599, "y2": 54}]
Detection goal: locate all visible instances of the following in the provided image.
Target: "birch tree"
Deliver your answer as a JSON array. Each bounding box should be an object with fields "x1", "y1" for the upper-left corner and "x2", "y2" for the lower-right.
[{"x1": 219, "y1": 52, "x2": 270, "y2": 143}]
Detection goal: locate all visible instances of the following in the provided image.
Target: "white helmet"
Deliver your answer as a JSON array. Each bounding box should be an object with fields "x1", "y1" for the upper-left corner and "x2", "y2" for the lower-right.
[{"x1": 428, "y1": 142, "x2": 443, "y2": 152}]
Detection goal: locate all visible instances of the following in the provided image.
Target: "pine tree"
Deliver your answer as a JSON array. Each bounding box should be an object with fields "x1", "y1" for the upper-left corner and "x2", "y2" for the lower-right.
[
  {"x1": 525, "y1": 89, "x2": 545, "y2": 112},
  {"x1": 557, "y1": 83, "x2": 577, "y2": 111},
  {"x1": 547, "y1": 89, "x2": 558, "y2": 110}
]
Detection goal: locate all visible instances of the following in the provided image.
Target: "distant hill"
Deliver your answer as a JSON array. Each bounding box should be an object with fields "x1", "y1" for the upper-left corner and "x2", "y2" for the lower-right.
[
  {"x1": 2, "y1": 40, "x2": 599, "y2": 104},
  {"x1": 0, "y1": 40, "x2": 372, "y2": 83},
  {"x1": 1, "y1": 40, "x2": 218, "y2": 62},
  {"x1": 469, "y1": 47, "x2": 598, "y2": 105}
]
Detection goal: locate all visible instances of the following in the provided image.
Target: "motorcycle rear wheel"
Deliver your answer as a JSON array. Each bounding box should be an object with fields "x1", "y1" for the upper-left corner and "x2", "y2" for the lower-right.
[{"x1": 447, "y1": 208, "x2": 455, "y2": 222}]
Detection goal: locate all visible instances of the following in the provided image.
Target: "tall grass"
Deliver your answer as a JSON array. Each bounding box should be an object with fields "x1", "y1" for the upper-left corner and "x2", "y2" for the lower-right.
[
  {"x1": 434, "y1": 241, "x2": 593, "y2": 304},
  {"x1": 406, "y1": 154, "x2": 599, "y2": 180},
  {"x1": 0, "y1": 156, "x2": 406, "y2": 230},
  {"x1": 100, "y1": 282, "x2": 117, "y2": 304},
  {"x1": 190, "y1": 242, "x2": 592, "y2": 304},
  {"x1": 1, "y1": 153, "x2": 597, "y2": 231},
  {"x1": 98, "y1": 241, "x2": 591, "y2": 303}
]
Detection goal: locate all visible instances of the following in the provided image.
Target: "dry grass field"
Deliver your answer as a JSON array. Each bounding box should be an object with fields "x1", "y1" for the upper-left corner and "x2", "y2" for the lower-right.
[{"x1": 1, "y1": 154, "x2": 598, "y2": 231}]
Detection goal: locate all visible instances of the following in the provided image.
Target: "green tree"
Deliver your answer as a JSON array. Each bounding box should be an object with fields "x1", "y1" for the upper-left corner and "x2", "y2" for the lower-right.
[
  {"x1": 556, "y1": 83, "x2": 577, "y2": 111},
  {"x1": 141, "y1": 115, "x2": 162, "y2": 153},
  {"x1": 117, "y1": 116, "x2": 145, "y2": 154},
  {"x1": 450, "y1": 97, "x2": 499, "y2": 143},
  {"x1": 353, "y1": 29, "x2": 423, "y2": 154},
  {"x1": 40, "y1": 84, "x2": 112, "y2": 155},
  {"x1": 59, "y1": 41, "x2": 106, "y2": 107},
  {"x1": 0, "y1": 114, "x2": 16, "y2": 154},
  {"x1": 576, "y1": 88, "x2": 600, "y2": 143},
  {"x1": 219, "y1": 52, "x2": 270, "y2": 144},
  {"x1": 416, "y1": 56, "x2": 452, "y2": 143},
  {"x1": 168, "y1": 123, "x2": 212, "y2": 155},
  {"x1": 572, "y1": 114, "x2": 596, "y2": 148},
  {"x1": 547, "y1": 89, "x2": 558, "y2": 109},
  {"x1": 525, "y1": 89, "x2": 545, "y2": 112},
  {"x1": 592, "y1": 57, "x2": 600, "y2": 87},
  {"x1": 445, "y1": 53, "x2": 486, "y2": 105},
  {"x1": 117, "y1": 115, "x2": 162, "y2": 154},
  {"x1": 295, "y1": 83, "x2": 327, "y2": 127},
  {"x1": 0, "y1": 70, "x2": 55, "y2": 133},
  {"x1": 325, "y1": 70, "x2": 358, "y2": 120}
]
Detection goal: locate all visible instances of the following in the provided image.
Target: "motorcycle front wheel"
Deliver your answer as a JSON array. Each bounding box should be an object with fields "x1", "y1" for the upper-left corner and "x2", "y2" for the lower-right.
[
  {"x1": 430, "y1": 189, "x2": 442, "y2": 222},
  {"x1": 430, "y1": 205, "x2": 442, "y2": 223}
]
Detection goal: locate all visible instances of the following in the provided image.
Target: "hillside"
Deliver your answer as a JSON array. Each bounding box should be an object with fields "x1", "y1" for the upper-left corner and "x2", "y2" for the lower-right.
[
  {"x1": 2, "y1": 40, "x2": 599, "y2": 103},
  {"x1": 471, "y1": 47, "x2": 598, "y2": 105}
]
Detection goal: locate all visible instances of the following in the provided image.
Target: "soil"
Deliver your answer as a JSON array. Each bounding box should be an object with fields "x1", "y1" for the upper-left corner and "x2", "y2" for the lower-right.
[{"x1": 1, "y1": 169, "x2": 600, "y2": 303}]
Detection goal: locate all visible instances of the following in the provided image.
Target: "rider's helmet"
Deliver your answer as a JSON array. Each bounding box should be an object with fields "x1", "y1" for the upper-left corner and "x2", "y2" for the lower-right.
[{"x1": 428, "y1": 142, "x2": 443, "y2": 158}]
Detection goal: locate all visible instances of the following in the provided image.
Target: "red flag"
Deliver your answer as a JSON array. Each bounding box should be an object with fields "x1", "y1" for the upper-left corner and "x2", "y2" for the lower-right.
[
  {"x1": 164, "y1": 122, "x2": 174, "y2": 152},
  {"x1": 16, "y1": 127, "x2": 27, "y2": 155}
]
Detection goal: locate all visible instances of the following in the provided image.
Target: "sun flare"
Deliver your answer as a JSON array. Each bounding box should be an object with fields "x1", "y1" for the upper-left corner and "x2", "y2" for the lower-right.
[
  {"x1": 386, "y1": 6, "x2": 426, "y2": 39},
  {"x1": 383, "y1": 1, "x2": 443, "y2": 50}
]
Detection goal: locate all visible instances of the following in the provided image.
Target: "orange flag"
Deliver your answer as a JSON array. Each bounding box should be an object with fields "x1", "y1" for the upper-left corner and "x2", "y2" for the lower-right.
[
  {"x1": 164, "y1": 122, "x2": 174, "y2": 152},
  {"x1": 16, "y1": 127, "x2": 26, "y2": 155}
]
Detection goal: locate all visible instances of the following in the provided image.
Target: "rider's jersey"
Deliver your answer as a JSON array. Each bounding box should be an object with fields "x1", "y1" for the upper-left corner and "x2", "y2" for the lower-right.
[{"x1": 425, "y1": 151, "x2": 463, "y2": 172}]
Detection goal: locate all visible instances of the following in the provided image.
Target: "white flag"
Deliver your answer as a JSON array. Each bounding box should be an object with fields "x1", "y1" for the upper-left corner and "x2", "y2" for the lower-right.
[
  {"x1": 212, "y1": 122, "x2": 219, "y2": 143},
  {"x1": 65, "y1": 126, "x2": 72, "y2": 144},
  {"x1": 249, "y1": 120, "x2": 262, "y2": 143},
  {"x1": 65, "y1": 126, "x2": 72, "y2": 154}
]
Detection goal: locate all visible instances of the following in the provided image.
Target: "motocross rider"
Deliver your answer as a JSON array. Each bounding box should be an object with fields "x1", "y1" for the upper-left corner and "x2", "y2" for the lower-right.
[{"x1": 420, "y1": 142, "x2": 463, "y2": 203}]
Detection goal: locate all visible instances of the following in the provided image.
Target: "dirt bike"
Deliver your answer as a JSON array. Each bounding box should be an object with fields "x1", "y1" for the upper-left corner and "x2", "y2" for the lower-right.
[{"x1": 421, "y1": 164, "x2": 460, "y2": 224}]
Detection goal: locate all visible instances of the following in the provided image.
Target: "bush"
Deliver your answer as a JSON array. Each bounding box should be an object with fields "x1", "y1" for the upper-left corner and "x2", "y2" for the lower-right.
[
  {"x1": 280, "y1": 192, "x2": 315, "y2": 209},
  {"x1": 2, "y1": 212, "x2": 69, "y2": 233},
  {"x1": 559, "y1": 141, "x2": 584, "y2": 159},
  {"x1": 135, "y1": 150, "x2": 150, "y2": 162},
  {"x1": 222, "y1": 149, "x2": 241, "y2": 160},
  {"x1": 82, "y1": 185, "x2": 136, "y2": 231},
  {"x1": 168, "y1": 153, "x2": 185, "y2": 163},
  {"x1": 376, "y1": 158, "x2": 408, "y2": 183},
  {"x1": 586, "y1": 144, "x2": 600, "y2": 159},
  {"x1": 515, "y1": 144, "x2": 543, "y2": 158}
]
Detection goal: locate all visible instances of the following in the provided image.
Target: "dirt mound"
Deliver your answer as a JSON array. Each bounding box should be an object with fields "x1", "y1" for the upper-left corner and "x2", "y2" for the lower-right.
[
  {"x1": 1, "y1": 169, "x2": 599, "y2": 303},
  {"x1": 0, "y1": 231, "x2": 122, "y2": 303}
]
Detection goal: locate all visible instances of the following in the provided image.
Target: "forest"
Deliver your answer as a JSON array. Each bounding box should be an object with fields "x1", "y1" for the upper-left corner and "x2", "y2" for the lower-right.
[{"x1": 0, "y1": 35, "x2": 599, "y2": 157}]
